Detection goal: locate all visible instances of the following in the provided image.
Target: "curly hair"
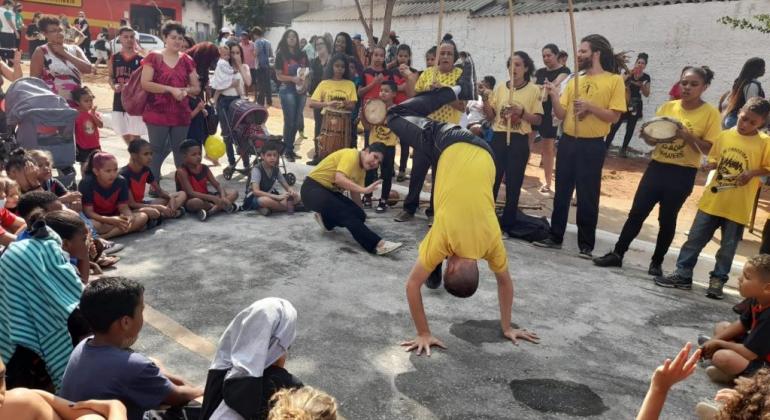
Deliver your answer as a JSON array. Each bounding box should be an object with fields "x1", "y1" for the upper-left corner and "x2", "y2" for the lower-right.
[
  {"x1": 717, "y1": 368, "x2": 770, "y2": 419},
  {"x1": 268, "y1": 386, "x2": 339, "y2": 420},
  {"x1": 748, "y1": 254, "x2": 770, "y2": 282}
]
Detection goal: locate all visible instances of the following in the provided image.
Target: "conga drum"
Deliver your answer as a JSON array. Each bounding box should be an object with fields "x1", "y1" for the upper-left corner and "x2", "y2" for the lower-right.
[
  {"x1": 362, "y1": 98, "x2": 387, "y2": 129},
  {"x1": 317, "y1": 108, "x2": 352, "y2": 159}
]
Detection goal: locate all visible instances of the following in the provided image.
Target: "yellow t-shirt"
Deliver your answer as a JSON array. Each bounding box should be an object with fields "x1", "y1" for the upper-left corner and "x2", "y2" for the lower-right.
[
  {"x1": 415, "y1": 67, "x2": 463, "y2": 124},
  {"x1": 651, "y1": 101, "x2": 722, "y2": 168},
  {"x1": 311, "y1": 79, "x2": 358, "y2": 114},
  {"x1": 488, "y1": 81, "x2": 544, "y2": 134},
  {"x1": 560, "y1": 72, "x2": 626, "y2": 138},
  {"x1": 699, "y1": 129, "x2": 770, "y2": 226},
  {"x1": 418, "y1": 143, "x2": 508, "y2": 273},
  {"x1": 308, "y1": 148, "x2": 364, "y2": 191},
  {"x1": 370, "y1": 124, "x2": 398, "y2": 147}
]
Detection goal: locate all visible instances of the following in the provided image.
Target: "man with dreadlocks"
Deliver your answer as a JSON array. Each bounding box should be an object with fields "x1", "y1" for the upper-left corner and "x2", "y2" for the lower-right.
[{"x1": 533, "y1": 34, "x2": 627, "y2": 258}]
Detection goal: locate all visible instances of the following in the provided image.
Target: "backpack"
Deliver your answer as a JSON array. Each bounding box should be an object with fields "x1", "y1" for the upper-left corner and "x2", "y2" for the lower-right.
[
  {"x1": 121, "y1": 66, "x2": 147, "y2": 116},
  {"x1": 506, "y1": 210, "x2": 551, "y2": 242}
]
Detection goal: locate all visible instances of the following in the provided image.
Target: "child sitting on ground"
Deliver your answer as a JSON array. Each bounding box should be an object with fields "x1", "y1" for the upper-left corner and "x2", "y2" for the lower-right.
[
  {"x1": 364, "y1": 80, "x2": 399, "y2": 213},
  {"x1": 176, "y1": 139, "x2": 238, "y2": 221},
  {"x1": 121, "y1": 139, "x2": 187, "y2": 223},
  {"x1": 59, "y1": 277, "x2": 204, "y2": 420},
  {"x1": 78, "y1": 151, "x2": 149, "y2": 239},
  {"x1": 0, "y1": 176, "x2": 25, "y2": 245},
  {"x1": 72, "y1": 87, "x2": 104, "y2": 173},
  {"x1": 656, "y1": 98, "x2": 770, "y2": 298},
  {"x1": 241, "y1": 141, "x2": 300, "y2": 216},
  {"x1": 27, "y1": 149, "x2": 82, "y2": 209},
  {"x1": 700, "y1": 254, "x2": 770, "y2": 384},
  {"x1": 268, "y1": 387, "x2": 340, "y2": 420}
]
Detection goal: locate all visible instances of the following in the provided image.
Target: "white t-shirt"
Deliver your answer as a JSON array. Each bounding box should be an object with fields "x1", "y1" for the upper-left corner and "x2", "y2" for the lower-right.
[{"x1": 0, "y1": 7, "x2": 15, "y2": 34}]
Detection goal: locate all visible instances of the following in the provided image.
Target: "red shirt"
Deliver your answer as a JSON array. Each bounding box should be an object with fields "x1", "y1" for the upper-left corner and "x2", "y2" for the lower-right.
[
  {"x1": 0, "y1": 207, "x2": 18, "y2": 235},
  {"x1": 393, "y1": 67, "x2": 418, "y2": 104},
  {"x1": 141, "y1": 52, "x2": 196, "y2": 127},
  {"x1": 120, "y1": 165, "x2": 155, "y2": 202},
  {"x1": 668, "y1": 82, "x2": 682, "y2": 100},
  {"x1": 74, "y1": 111, "x2": 101, "y2": 149},
  {"x1": 176, "y1": 165, "x2": 211, "y2": 194},
  {"x1": 361, "y1": 67, "x2": 395, "y2": 102}
]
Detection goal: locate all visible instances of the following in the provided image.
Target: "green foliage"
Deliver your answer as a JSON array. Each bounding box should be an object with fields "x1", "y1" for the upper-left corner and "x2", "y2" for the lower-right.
[
  {"x1": 223, "y1": 0, "x2": 270, "y2": 29},
  {"x1": 718, "y1": 14, "x2": 770, "y2": 34}
]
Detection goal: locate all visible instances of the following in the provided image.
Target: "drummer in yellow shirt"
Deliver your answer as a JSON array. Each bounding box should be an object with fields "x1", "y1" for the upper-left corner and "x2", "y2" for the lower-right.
[
  {"x1": 483, "y1": 52, "x2": 544, "y2": 232},
  {"x1": 534, "y1": 34, "x2": 626, "y2": 258},
  {"x1": 300, "y1": 144, "x2": 403, "y2": 255},
  {"x1": 594, "y1": 66, "x2": 721, "y2": 276},
  {"x1": 386, "y1": 60, "x2": 539, "y2": 356},
  {"x1": 656, "y1": 97, "x2": 770, "y2": 299},
  {"x1": 363, "y1": 80, "x2": 399, "y2": 212}
]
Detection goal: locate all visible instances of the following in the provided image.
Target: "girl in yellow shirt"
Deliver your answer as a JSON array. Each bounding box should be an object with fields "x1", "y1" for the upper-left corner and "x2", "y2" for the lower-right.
[
  {"x1": 482, "y1": 51, "x2": 544, "y2": 232},
  {"x1": 309, "y1": 53, "x2": 358, "y2": 112},
  {"x1": 594, "y1": 66, "x2": 720, "y2": 277}
]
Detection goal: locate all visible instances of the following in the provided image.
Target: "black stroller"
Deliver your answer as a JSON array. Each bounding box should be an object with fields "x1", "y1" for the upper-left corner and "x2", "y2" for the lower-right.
[
  {"x1": 221, "y1": 99, "x2": 295, "y2": 186},
  {"x1": 5, "y1": 77, "x2": 78, "y2": 187}
]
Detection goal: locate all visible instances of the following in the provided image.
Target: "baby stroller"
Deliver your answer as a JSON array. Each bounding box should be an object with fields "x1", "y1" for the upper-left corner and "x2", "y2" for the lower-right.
[
  {"x1": 222, "y1": 99, "x2": 296, "y2": 186},
  {"x1": 5, "y1": 77, "x2": 78, "y2": 188}
]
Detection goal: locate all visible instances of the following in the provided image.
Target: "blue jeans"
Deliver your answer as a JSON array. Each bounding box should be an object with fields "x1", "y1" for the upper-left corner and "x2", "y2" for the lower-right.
[
  {"x1": 278, "y1": 86, "x2": 306, "y2": 154},
  {"x1": 675, "y1": 210, "x2": 744, "y2": 282}
]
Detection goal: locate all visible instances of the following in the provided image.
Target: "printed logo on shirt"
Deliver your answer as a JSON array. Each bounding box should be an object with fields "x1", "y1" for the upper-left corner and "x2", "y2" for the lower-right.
[
  {"x1": 656, "y1": 120, "x2": 695, "y2": 160},
  {"x1": 325, "y1": 89, "x2": 351, "y2": 103},
  {"x1": 714, "y1": 147, "x2": 750, "y2": 189},
  {"x1": 84, "y1": 120, "x2": 96, "y2": 135},
  {"x1": 581, "y1": 79, "x2": 598, "y2": 96}
]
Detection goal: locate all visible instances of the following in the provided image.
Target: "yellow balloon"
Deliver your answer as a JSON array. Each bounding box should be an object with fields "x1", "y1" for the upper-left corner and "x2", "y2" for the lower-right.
[{"x1": 205, "y1": 134, "x2": 226, "y2": 159}]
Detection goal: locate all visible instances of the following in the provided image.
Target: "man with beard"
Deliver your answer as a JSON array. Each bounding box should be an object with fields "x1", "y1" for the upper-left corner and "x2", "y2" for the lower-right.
[{"x1": 533, "y1": 34, "x2": 627, "y2": 258}]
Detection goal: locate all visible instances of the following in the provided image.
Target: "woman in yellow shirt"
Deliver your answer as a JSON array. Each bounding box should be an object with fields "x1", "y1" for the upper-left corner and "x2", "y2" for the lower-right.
[
  {"x1": 394, "y1": 34, "x2": 465, "y2": 224},
  {"x1": 594, "y1": 66, "x2": 720, "y2": 276},
  {"x1": 483, "y1": 51, "x2": 544, "y2": 232},
  {"x1": 309, "y1": 53, "x2": 358, "y2": 112}
]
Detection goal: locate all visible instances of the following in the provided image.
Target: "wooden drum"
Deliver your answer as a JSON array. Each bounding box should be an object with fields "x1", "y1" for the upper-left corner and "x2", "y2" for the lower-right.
[{"x1": 317, "y1": 108, "x2": 352, "y2": 159}]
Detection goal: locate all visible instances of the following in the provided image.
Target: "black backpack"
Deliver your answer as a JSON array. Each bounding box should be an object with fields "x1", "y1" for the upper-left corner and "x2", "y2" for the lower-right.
[{"x1": 506, "y1": 210, "x2": 551, "y2": 242}]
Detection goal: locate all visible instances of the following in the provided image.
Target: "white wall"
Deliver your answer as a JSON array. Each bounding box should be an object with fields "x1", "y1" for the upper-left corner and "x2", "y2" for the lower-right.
[
  {"x1": 274, "y1": 0, "x2": 768, "y2": 150},
  {"x1": 182, "y1": 0, "x2": 235, "y2": 42}
]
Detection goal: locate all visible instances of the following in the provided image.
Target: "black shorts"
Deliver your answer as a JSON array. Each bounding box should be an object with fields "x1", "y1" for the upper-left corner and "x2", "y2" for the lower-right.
[
  {"x1": 535, "y1": 116, "x2": 558, "y2": 139},
  {"x1": 76, "y1": 146, "x2": 100, "y2": 163},
  {"x1": 741, "y1": 358, "x2": 770, "y2": 377},
  {"x1": 0, "y1": 32, "x2": 15, "y2": 49}
]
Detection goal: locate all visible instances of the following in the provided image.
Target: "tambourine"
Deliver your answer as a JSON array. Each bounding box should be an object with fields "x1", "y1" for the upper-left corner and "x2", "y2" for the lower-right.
[
  {"x1": 363, "y1": 98, "x2": 387, "y2": 126},
  {"x1": 640, "y1": 117, "x2": 681, "y2": 144}
]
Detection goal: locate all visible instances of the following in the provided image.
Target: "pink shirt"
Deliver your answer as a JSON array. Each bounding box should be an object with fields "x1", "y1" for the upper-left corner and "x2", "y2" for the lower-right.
[
  {"x1": 141, "y1": 52, "x2": 196, "y2": 127},
  {"x1": 241, "y1": 40, "x2": 256, "y2": 69}
]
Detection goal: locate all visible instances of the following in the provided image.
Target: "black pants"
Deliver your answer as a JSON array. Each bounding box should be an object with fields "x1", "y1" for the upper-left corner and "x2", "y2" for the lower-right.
[
  {"x1": 550, "y1": 135, "x2": 606, "y2": 251},
  {"x1": 255, "y1": 67, "x2": 272, "y2": 106},
  {"x1": 605, "y1": 112, "x2": 640, "y2": 150},
  {"x1": 761, "y1": 219, "x2": 770, "y2": 255},
  {"x1": 386, "y1": 87, "x2": 493, "y2": 215},
  {"x1": 366, "y1": 145, "x2": 396, "y2": 201},
  {"x1": 491, "y1": 132, "x2": 529, "y2": 230},
  {"x1": 614, "y1": 161, "x2": 697, "y2": 264},
  {"x1": 301, "y1": 178, "x2": 381, "y2": 253},
  {"x1": 399, "y1": 138, "x2": 411, "y2": 174}
]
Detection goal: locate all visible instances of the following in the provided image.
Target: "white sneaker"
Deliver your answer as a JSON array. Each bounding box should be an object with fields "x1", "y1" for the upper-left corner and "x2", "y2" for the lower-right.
[
  {"x1": 376, "y1": 240, "x2": 403, "y2": 256},
  {"x1": 258, "y1": 207, "x2": 271, "y2": 216},
  {"x1": 705, "y1": 366, "x2": 735, "y2": 384},
  {"x1": 694, "y1": 401, "x2": 720, "y2": 420}
]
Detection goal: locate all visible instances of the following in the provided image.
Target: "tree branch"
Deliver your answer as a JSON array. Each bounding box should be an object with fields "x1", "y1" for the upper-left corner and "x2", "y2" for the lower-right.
[
  {"x1": 354, "y1": 0, "x2": 374, "y2": 42},
  {"x1": 379, "y1": 0, "x2": 396, "y2": 47}
]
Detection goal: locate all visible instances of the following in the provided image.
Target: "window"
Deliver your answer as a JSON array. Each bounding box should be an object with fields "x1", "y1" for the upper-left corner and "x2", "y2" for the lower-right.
[{"x1": 139, "y1": 34, "x2": 155, "y2": 44}]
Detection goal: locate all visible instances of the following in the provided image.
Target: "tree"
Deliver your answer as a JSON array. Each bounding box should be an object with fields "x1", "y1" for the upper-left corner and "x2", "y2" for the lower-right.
[
  {"x1": 353, "y1": 0, "x2": 397, "y2": 46},
  {"x1": 223, "y1": 0, "x2": 271, "y2": 30},
  {"x1": 718, "y1": 14, "x2": 770, "y2": 34}
]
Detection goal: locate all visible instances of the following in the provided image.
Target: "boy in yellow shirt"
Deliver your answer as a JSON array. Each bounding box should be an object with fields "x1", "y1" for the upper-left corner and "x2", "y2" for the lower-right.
[
  {"x1": 363, "y1": 80, "x2": 399, "y2": 212},
  {"x1": 656, "y1": 98, "x2": 770, "y2": 299},
  {"x1": 386, "y1": 62, "x2": 539, "y2": 356},
  {"x1": 300, "y1": 144, "x2": 403, "y2": 255}
]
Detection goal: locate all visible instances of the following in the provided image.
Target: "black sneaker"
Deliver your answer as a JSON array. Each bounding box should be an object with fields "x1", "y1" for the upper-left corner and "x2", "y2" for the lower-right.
[
  {"x1": 456, "y1": 59, "x2": 475, "y2": 100},
  {"x1": 363, "y1": 195, "x2": 373, "y2": 209},
  {"x1": 532, "y1": 237, "x2": 562, "y2": 250},
  {"x1": 654, "y1": 273, "x2": 692, "y2": 290},
  {"x1": 285, "y1": 152, "x2": 296, "y2": 162},
  {"x1": 396, "y1": 172, "x2": 407, "y2": 182},
  {"x1": 733, "y1": 298, "x2": 751, "y2": 314},
  {"x1": 697, "y1": 334, "x2": 711, "y2": 346},
  {"x1": 706, "y1": 277, "x2": 725, "y2": 300},
  {"x1": 593, "y1": 252, "x2": 622, "y2": 267},
  {"x1": 306, "y1": 158, "x2": 320, "y2": 166},
  {"x1": 375, "y1": 200, "x2": 387, "y2": 213},
  {"x1": 578, "y1": 248, "x2": 593, "y2": 259},
  {"x1": 648, "y1": 262, "x2": 663, "y2": 277},
  {"x1": 394, "y1": 210, "x2": 414, "y2": 222}
]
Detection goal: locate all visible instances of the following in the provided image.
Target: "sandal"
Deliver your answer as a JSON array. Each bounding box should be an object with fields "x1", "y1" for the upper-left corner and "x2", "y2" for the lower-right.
[
  {"x1": 538, "y1": 185, "x2": 552, "y2": 194},
  {"x1": 174, "y1": 207, "x2": 187, "y2": 219},
  {"x1": 97, "y1": 255, "x2": 120, "y2": 269}
]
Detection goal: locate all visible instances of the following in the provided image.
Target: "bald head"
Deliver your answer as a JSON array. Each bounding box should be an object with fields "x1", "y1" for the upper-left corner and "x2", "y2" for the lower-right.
[{"x1": 443, "y1": 257, "x2": 479, "y2": 298}]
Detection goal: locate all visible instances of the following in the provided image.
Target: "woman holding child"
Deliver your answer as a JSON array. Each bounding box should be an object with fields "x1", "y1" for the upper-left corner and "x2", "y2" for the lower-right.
[
  {"x1": 211, "y1": 41, "x2": 252, "y2": 172},
  {"x1": 140, "y1": 21, "x2": 200, "y2": 182}
]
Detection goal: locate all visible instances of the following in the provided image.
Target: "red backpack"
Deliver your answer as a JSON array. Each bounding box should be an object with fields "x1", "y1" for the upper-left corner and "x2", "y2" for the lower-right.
[{"x1": 121, "y1": 67, "x2": 147, "y2": 116}]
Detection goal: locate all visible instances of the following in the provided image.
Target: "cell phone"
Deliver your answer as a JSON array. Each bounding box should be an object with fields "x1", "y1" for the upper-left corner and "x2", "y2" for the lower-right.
[{"x1": 0, "y1": 48, "x2": 14, "y2": 60}]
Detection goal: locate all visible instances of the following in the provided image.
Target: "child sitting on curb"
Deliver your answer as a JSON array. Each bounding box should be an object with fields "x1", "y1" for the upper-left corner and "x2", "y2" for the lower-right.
[
  {"x1": 175, "y1": 139, "x2": 239, "y2": 221},
  {"x1": 241, "y1": 141, "x2": 300, "y2": 216}
]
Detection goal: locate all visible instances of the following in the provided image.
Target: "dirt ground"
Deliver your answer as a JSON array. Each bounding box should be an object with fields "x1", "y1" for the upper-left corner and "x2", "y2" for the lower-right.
[{"x1": 77, "y1": 66, "x2": 767, "y2": 269}]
